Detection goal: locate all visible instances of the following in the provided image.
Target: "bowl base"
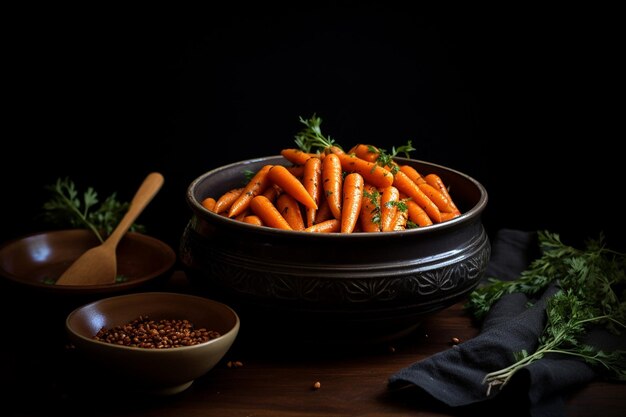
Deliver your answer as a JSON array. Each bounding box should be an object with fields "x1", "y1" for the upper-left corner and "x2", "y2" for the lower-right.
[{"x1": 146, "y1": 381, "x2": 194, "y2": 396}]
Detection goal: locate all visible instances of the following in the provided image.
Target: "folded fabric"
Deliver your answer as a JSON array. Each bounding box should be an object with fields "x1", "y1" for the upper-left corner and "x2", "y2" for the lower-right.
[{"x1": 387, "y1": 229, "x2": 599, "y2": 417}]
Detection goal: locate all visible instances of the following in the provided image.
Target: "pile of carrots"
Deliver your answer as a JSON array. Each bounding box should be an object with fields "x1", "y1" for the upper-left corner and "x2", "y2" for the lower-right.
[{"x1": 200, "y1": 144, "x2": 461, "y2": 234}]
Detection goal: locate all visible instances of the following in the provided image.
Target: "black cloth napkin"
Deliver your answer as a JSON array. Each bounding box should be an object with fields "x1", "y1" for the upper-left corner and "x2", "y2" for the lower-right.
[{"x1": 387, "y1": 229, "x2": 604, "y2": 417}]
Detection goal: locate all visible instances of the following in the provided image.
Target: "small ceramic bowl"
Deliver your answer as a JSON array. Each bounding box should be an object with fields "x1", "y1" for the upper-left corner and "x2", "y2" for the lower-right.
[
  {"x1": 65, "y1": 292, "x2": 240, "y2": 395},
  {"x1": 0, "y1": 229, "x2": 176, "y2": 295}
]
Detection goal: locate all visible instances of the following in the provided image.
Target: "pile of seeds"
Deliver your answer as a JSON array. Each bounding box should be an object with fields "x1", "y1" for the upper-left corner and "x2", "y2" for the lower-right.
[{"x1": 93, "y1": 315, "x2": 221, "y2": 349}]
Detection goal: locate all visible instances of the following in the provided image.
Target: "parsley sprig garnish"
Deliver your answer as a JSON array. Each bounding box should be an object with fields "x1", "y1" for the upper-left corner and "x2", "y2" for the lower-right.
[
  {"x1": 362, "y1": 188, "x2": 381, "y2": 225},
  {"x1": 294, "y1": 114, "x2": 339, "y2": 153},
  {"x1": 42, "y1": 177, "x2": 145, "y2": 242},
  {"x1": 467, "y1": 231, "x2": 626, "y2": 394},
  {"x1": 293, "y1": 114, "x2": 415, "y2": 169},
  {"x1": 372, "y1": 141, "x2": 416, "y2": 174}
]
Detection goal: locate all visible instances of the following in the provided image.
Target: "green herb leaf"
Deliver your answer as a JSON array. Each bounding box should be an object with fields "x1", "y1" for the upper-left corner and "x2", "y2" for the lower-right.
[
  {"x1": 294, "y1": 114, "x2": 339, "y2": 153},
  {"x1": 469, "y1": 230, "x2": 626, "y2": 394},
  {"x1": 41, "y1": 177, "x2": 146, "y2": 242}
]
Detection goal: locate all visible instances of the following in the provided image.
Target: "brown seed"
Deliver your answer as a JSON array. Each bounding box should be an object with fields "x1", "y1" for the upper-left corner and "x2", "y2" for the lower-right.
[
  {"x1": 92, "y1": 316, "x2": 221, "y2": 349},
  {"x1": 451, "y1": 337, "x2": 461, "y2": 345},
  {"x1": 312, "y1": 381, "x2": 321, "y2": 390}
]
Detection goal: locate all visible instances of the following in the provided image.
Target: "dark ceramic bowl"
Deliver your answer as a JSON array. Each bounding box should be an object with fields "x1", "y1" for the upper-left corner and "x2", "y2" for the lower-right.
[
  {"x1": 180, "y1": 155, "x2": 489, "y2": 343},
  {"x1": 66, "y1": 292, "x2": 240, "y2": 395},
  {"x1": 0, "y1": 229, "x2": 176, "y2": 295}
]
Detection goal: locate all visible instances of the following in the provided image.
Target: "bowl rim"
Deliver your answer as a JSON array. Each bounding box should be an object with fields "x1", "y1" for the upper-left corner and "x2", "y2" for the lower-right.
[
  {"x1": 0, "y1": 229, "x2": 177, "y2": 293},
  {"x1": 65, "y1": 291, "x2": 241, "y2": 353},
  {"x1": 186, "y1": 154, "x2": 488, "y2": 239}
]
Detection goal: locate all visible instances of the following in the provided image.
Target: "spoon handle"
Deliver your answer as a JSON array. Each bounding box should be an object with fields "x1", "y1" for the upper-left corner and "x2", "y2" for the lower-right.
[{"x1": 104, "y1": 172, "x2": 165, "y2": 248}]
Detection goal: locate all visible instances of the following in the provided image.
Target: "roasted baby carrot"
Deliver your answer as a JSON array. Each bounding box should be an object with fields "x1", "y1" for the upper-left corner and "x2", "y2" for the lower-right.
[
  {"x1": 380, "y1": 186, "x2": 400, "y2": 232},
  {"x1": 424, "y1": 173, "x2": 459, "y2": 213},
  {"x1": 440, "y1": 211, "x2": 461, "y2": 221},
  {"x1": 417, "y1": 182, "x2": 457, "y2": 214},
  {"x1": 286, "y1": 165, "x2": 305, "y2": 178},
  {"x1": 281, "y1": 148, "x2": 315, "y2": 166},
  {"x1": 276, "y1": 193, "x2": 306, "y2": 231},
  {"x1": 325, "y1": 145, "x2": 345, "y2": 155},
  {"x1": 267, "y1": 165, "x2": 318, "y2": 209},
  {"x1": 399, "y1": 165, "x2": 427, "y2": 185},
  {"x1": 304, "y1": 218, "x2": 341, "y2": 233},
  {"x1": 234, "y1": 210, "x2": 250, "y2": 222},
  {"x1": 228, "y1": 165, "x2": 273, "y2": 218},
  {"x1": 303, "y1": 157, "x2": 322, "y2": 227},
  {"x1": 201, "y1": 197, "x2": 216, "y2": 212},
  {"x1": 406, "y1": 199, "x2": 433, "y2": 227},
  {"x1": 313, "y1": 198, "x2": 334, "y2": 224},
  {"x1": 393, "y1": 206, "x2": 409, "y2": 231},
  {"x1": 242, "y1": 215, "x2": 264, "y2": 226},
  {"x1": 214, "y1": 187, "x2": 244, "y2": 214},
  {"x1": 393, "y1": 170, "x2": 442, "y2": 223},
  {"x1": 321, "y1": 153, "x2": 343, "y2": 219},
  {"x1": 249, "y1": 195, "x2": 292, "y2": 230},
  {"x1": 360, "y1": 184, "x2": 381, "y2": 232},
  {"x1": 341, "y1": 172, "x2": 364, "y2": 233},
  {"x1": 262, "y1": 184, "x2": 280, "y2": 203},
  {"x1": 348, "y1": 143, "x2": 379, "y2": 162},
  {"x1": 335, "y1": 152, "x2": 394, "y2": 189}
]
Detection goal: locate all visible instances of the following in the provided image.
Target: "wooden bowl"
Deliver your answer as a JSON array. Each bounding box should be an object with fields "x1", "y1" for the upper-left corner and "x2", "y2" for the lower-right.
[{"x1": 0, "y1": 229, "x2": 176, "y2": 295}]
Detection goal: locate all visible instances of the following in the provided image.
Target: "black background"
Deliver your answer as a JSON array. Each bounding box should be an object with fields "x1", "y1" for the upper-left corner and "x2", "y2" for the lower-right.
[{"x1": 3, "y1": 4, "x2": 623, "y2": 252}]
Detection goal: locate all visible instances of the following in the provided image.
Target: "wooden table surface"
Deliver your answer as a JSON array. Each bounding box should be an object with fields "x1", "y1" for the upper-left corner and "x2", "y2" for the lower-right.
[{"x1": 2, "y1": 271, "x2": 625, "y2": 417}]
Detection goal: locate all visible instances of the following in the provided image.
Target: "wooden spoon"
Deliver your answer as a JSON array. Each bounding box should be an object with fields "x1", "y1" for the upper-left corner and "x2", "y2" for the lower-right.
[{"x1": 55, "y1": 172, "x2": 165, "y2": 286}]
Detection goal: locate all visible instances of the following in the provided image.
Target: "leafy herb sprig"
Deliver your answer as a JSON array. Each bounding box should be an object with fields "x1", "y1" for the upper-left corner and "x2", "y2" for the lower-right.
[
  {"x1": 361, "y1": 189, "x2": 415, "y2": 230},
  {"x1": 362, "y1": 188, "x2": 382, "y2": 225},
  {"x1": 371, "y1": 141, "x2": 416, "y2": 174},
  {"x1": 293, "y1": 114, "x2": 416, "y2": 168},
  {"x1": 42, "y1": 177, "x2": 145, "y2": 242},
  {"x1": 294, "y1": 114, "x2": 339, "y2": 153},
  {"x1": 467, "y1": 231, "x2": 626, "y2": 394}
]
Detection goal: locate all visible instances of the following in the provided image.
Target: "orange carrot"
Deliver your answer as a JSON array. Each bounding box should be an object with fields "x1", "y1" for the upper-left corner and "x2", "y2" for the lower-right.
[
  {"x1": 201, "y1": 197, "x2": 216, "y2": 212},
  {"x1": 341, "y1": 172, "x2": 364, "y2": 233},
  {"x1": 214, "y1": 187, "x2": 244, "y2": 214},
  {"x1": 267, "y1": 165, "x2": 318, "y2": 209},
  {"x1": 360, "y1": 184, "x2": 381, "y2": 232},
  {"x1": 286, "y1": 165, "x2": 305, "y2": 178},
  {"x1": 249, "y1": 195, "x2": 292, "y2": 230},
  {"x1": 406, "y1": 199, "x2": 433, "y2": 227},
  {"x1": 242, "y1": 215, "x2": 264, "y2": 226},
  {"x1": 313, "y1": 198, "x2": 333, "y2": 224},
  {"x1": 234, "y1": 210, "x2": 250, "y2": 221},
  {"x1": 399, "y1": 165, "x2": 427, "y2": 185},
  {"x1": 262, "y1": 184, "x2": 280, "y2": 203},
  {"x1": 392, "y1": 206, "x2": 409, "y2": 231},
  {"x1": 417, "y1": 182, "x2": 457, "y2": 214},
  {"x1": 380, "y1": 186, "x2": 400, "y2": 232},
  {"x1": 393, "y1": 170, "x2": 442, "y2": 223},
  {"x1": 321, "y1": 153, "x2": 343, "y2": 219},
  {"x1": 276, "y1": 193, "x2": 306, "y2": 231},
  {"x1": 348, "y1": 143, "x2": 379, "y2": 162},
  {"x1": 303, "y1": 157, "x2": 322, "y2": 227},
  {"x1": 304, "y1": 219, "x2": 341, "y2": 233},
  {"x1": 440, "y1": 211, "x2": 461, "y2": 222},
  {"x1": 228, "y1": 165, "x2": 273, "y2": 218},
  {"x1": 280, "y1": 148, "x2": 315, "y2": 166},
  {"x1": 425, "y1": 173, "x2": 459, "y2": 213},
  {"x1": 325, "y1": 145, "x2": 345, "y2": 155},
  {"x1": 335, "y1": 152, "x2": 393, "y2": 189}
]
